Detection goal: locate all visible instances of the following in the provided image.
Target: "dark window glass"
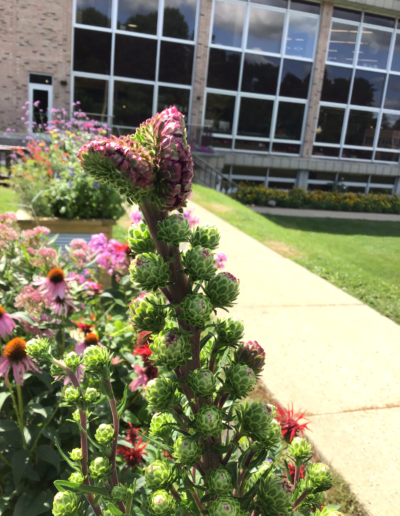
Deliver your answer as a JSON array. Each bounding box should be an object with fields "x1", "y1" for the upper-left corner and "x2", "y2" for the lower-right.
[
  {"x1": 286, "y1": 11, "x2": 318, "y2": 59},
  {"x1": 341, "y1": 149, "x2": 373, "y2": 160},
  {"x1": 369, "y1": 186, "x2": 393, "y2": 193},
  {"x1": 364, "y1": 13, "x2": 395, "y2": 28},
  {"x1": 112, "y1": 127, "x2": 133, "y2": 136},
  {"x1": 157, "y1": 87, "x2": 190, "y2": 117},
  {"x1": 327, "y1": 22, "x2": 358, "y2": 64},
  {"x1": 74, "y1": 77, "x2": 108, "y2": 121},
  {"x1": 370, "y1": 172, "x2": 396, "y2": 182},
  {"x1": 211, "y1": 1, "x2": 245, "y2": 47},
  {"x1": 32, "y1": 90, "x2": 49, "y2": 127},
  {"x1": 269, "y1": 169, "x2": 297, "y2": 178},
  {"x1": 238, "y1": 98, "x2": 273, "y2": 138},
  {"x1": 232, "y1": 166, "x2": 267, "y2": 176},
  {"x1": 117, "y1": 0, "x2": 158, "y2": 34},
  {"x1": 241, "y1": 54, "x2": 280, "y2": 95},
  {"x1": 234, "y1": 140, "x2": 270, "y2": 151},
  {"x1": 384, "y1": 76, "x2": 400, "y2": 111},
  {"x1": 250, "y1": 0, "x2": 288, "y2": 8},
  {"x1": 159, "y1": 42, "x2": 194, "y2": 85},
  {"x1": 290, "y1": 0, "x2": 319, "y2": 14},
  {"x1": 377, "y1": 114, "x2": 400, "y2": 148},
  {"x1": 315, "y1": 107, "x2": 345, "y2": 144},
  {"x1": 351, "y1": 70, "x2": 385, "y2": 108},
  {"x1": 332, "y1": 7, "x2": 361, "y2": 22},
  {"x1": 205, "y1": 93, "x2": 235, "y2": 134},
  {"x1": 113, "y1": 81, "x2": 153, "y2": 127},
  {"x1": 268, "y1": 178, "x2": 296, "y2": 186},
  {"x1": 340, "y1": 173, "x2": 369, "y2": 183},
  {"x1": 344, "y1": 185, "x2": 367, "y2": 192},
  {"x1": 312, "y1": 146, "x2": 341, "y2": 157},
  {"x1": 321, "y1": 65, "x2": 352, "y2": 103},
  {"x1": 211, "y1": 137, "x2": 232, "y2": 148},
  {"x1": 279, "y1": 59, "x2": 311, "y2": 99},
  {"x1": 76, "y1": 0, "x2": 111, "y2": 27},
  {"x1": 207, "y1": 48, "x2": 241, "y2": 90},
  {"x1": 73, "y1": 28, "x2": 111, "y2": 74},
  {"x1": 309, "y1": 172, "x2": 337, "y2": 180},
  {"x1": 358, "y1": 28, "x2": 391, "y2": 69},
  {"x1": 275, "y1": 102, "x2": 305, "y2": 140},
  {"x1": 391, "y1": 34, "x2": 400, "y2": 72},
  {"x1": 308, "y1": 183, "x2": 337, "y2": 191},
  {"x1": 114, "y1": 35, "x2": 157, "y2": 80},
  {"x1": 247, "y1": 7, "x2": 284, "y2": 54},
  {"x1": 29, "y1": 74, "x2": 52, "y2": 85},
  {"x1": 345, "y1": 110, "x2": 377, "y2": 146},
  {"x1": 163, "y1": 0, "x2": 197, "y2": 40}
]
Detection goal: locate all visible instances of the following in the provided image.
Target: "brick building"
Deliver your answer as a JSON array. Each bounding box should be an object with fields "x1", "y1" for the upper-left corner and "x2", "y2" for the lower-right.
[{"x1": 1, "y1": 0, "x2": 400, "y2": 194}]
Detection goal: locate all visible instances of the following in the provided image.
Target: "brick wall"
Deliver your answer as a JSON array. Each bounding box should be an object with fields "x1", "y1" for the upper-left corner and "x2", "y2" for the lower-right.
[{"x1": 0, "y1": 0, "x2": 72, "y2": 132}]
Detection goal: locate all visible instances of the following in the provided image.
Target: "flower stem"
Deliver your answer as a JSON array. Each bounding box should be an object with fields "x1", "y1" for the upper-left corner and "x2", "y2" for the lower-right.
[
  {"x1": 8, "y1": 378, "x2": 27, "y2": 449},
  {"x1": 125, "y1": 494, "x2": 133, "y2": 516},
  {"x1": 30, "y1": 402, "x2": 60, "y2": 452},
  {"x1": 60, "y1": 316, "x2": 66, "y2": 358}
]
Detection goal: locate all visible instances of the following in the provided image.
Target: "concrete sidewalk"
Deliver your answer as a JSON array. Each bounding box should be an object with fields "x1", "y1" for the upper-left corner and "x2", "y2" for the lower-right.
[
  {"x1": 250, "y1": 205, "x2": 400, "y2": 221},
  {"x1": 188, "y1": 200, "x2": 400, "y2": 516}
]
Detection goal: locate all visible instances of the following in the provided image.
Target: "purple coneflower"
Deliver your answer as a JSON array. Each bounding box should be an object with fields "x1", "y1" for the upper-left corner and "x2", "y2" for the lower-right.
[
  {"x1": 0, "y1": 306, "x2": 19, "y2": 338},
  {"x1": 35, "y1": 267, "x2": 70, "y2": 300},
  {"x1": 0, "y1": 338, "x2": 40, "y2": 386},
  {"x1": 75, "y1": 332, "x2": 100, "y2": 355}
]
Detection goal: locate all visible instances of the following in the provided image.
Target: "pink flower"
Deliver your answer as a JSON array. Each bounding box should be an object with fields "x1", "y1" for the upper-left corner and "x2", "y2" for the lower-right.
[
  {"x1": 70, "y1": 238, "x2": 88, "y2": 250},
  {"x1": 34, "y1": 267, "x2": 70, "y2": 300},
  {"x1": 62, "y1": 364, "x2": 84, "y2": 385},
  {"x1": 24, "y1": 226, "x2": 50, "y2": 240},
  {"x1": 29, "y1": 247, "x2": 58, "y2": 267},
  {"x1": 50, "y1": 296, "x2": 77, "y2": 317},
  {"x1": 0, "y1": 306, "x2": 19, "y2": 338},
  {"x1": 130, "y1": 210, "x2": 143, "y2": 224},
  {"x1": 0, "y1": 338, "x2": 41, "y2": 386},
  {"x1": 14, "y1": 286, "x2": 50, "y2": 315},
  {"x1": 215, "y1": 253, "x2": 227, "y2": 269},
  {"x1": 75, "y1": 332, "x2": 100, "y2": 355},
  {"x1": 129, "y1": 364, "x2": 149, "y2": 392},
  {"x1": 0, "y1": 212, "x2": 18, "y2": 225},
  {"x1": 0, "y1": 223, "x2": 19, "y2": 242},
  {"x1": 84, "y1": 281, "x2": 103, "y2": 295},
  {"x1": 182, "y1": 209, "x2": 199, "y2": 228}
]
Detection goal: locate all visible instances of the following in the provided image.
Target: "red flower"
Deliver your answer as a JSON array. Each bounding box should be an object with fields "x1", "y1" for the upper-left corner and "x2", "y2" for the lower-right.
[
  {"x1": 133, "y1": 343, "x2": 152, "y2": 363},
  {"x1": 72, "y1": 320, "x2": 93, "y2": 334},
  {"x1": 136, "y1": 331, "x2": 152, "y2": 347},
  {"x1": 276, "y1": 403, "x2": 310, "y2": 443},
  {"x1": 117, "y1": 424, "x2": 148, "y2": 468},
  {"x1": 113, "y1": 241, "x2": 131, "y2": 256},
  {"x1": 126, "y1": 423, "x2": 140, "y2": 445},
  {"x1": 287, "y1": 463, "x2": 305, "y2": 482}
]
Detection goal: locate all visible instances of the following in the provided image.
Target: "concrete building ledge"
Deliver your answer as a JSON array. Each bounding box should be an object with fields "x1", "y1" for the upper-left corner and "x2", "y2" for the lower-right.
[{"x1": 250, "y1": 205, "x2": 400, "y2": 221}]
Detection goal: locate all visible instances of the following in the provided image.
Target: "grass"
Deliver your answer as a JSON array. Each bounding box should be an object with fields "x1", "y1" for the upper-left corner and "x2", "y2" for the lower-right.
[
  {"x1": 0, "y1": 185, "x2": 19, "y2": 213},
  {"x1": 192, "y1": 184, "x2": 400, "y2": 324}
]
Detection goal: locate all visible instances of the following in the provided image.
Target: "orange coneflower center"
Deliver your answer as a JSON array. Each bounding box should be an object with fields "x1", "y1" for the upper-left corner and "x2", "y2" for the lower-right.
[
  {"x1": 4, "y1": 338, "x2": 27, "y2": 361},
  {"x1": 0, "y1": 306, "x2": 5, "y2": 318},
  {"x1": 84, "y1": 333, "x2": 99, "y2": 346},
  {"x1": 47, "y1": 267, "x2": 65, "y2": 284}
]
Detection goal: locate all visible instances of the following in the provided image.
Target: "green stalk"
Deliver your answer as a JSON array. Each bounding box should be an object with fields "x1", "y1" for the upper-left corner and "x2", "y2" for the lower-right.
[
  {"x1": 8, "y1": 378, "x2": 27, "y2": 449},
  {"x1": 30, "y1": 403, "x2": 60, "y2": 452},
  {"x1": 60, "y1": 316, "x2": 66, "y2": 358},
  {"x1": 125, "y1": 495, "x2": 133, "y2": 516}
]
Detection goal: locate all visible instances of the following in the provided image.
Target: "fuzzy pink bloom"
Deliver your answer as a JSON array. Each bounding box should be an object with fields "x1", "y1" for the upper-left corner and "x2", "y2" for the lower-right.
[
  {"x1": 182, "y1": 209, "x2": 199, "y2": 228},
  {"x1": 0, "y1": 212, "x2": 18, "y2": 225},
  {"x1": 34, "y1": 267, "x2": 71, "y2": 300},
  {"x1": 0, "y1": 338, "x2": 41, "y2": 386},
  {"x1": 84, "y1": 281, "x2": 103, "y2": 295},
  {"x1": 29, "y1": 247, "x2": 58, "y2": 268},
  {"x1": 0, "y1": 223, "x2": 19, "y2": 242},
  {"x1": 70, "y1": 238, "x2": 89, "y2": 251},
  {"x1": 14, "y1": 285, "x2": 50, "y2": 314},
  {"x1": 130, "y1": 210, "x2": 143, "y2": 224},
  {"x1": 24, "y1": 226, "x2": 51, "y2": 240},
  {"x1": 215, "y1": 252, "x2": 227, "y2": 269},
  {"x1": 0, "y1": 306, "x2": 19, "y2": 338}
]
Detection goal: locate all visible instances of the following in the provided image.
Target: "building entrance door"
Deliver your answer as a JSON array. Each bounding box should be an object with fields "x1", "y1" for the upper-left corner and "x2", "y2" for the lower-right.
[{"x1": 28, "y1": 74, "x2": 53, "y2": 130}]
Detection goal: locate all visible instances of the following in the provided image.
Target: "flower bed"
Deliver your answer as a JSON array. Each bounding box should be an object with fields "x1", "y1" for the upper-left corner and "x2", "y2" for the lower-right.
[{"x1": 233, "y1": 184, "x2": 400, "y2": 214}]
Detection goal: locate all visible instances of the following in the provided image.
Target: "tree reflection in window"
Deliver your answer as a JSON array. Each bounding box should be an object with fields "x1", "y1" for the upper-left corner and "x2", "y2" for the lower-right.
[
  {"x1": 117, "y1": 0, "x2": 158, "y2": 35},
  {"x1": 163, "y1": 0, "x2": 197, "y2": 40},
  {"x1": 76, "y1": 0, "x2": 112, "y2": 27}
]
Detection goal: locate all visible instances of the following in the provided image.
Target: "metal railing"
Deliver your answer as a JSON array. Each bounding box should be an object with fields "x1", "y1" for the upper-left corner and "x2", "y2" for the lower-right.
[{"x1": 192, "y1": 152, "x2": 241, "y2": 194}]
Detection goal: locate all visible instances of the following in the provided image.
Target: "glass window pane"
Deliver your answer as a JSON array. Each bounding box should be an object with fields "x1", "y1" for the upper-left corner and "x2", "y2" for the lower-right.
[
  {"x1": 391, "y1": 34, "x2": 400, "y2": 72},
  {"x1": 332, "y1": 7, "x2": 361, "y2": 22},
  {"x1": 369, "y1": 174, "x2": 396, "y2": 183},
  {"x1": 157, "y1": 87, "x2": 190, "y2": 118},
  {"x1": 378, "y1": 114, "x2": 400, "y2": 149},
  {"x1": 271, "y1": 143, "x2": 300, "y2": 154},
  {"x1": 247, "y1": 8, "x2": 284, "y2": 54},
  {"x1": 159, "y1": 42, "x2": 194, "y2": 85},
  {"x1": 74, "y1": 77, "x2": 108, "y2": 121},
  {"x1": 279, "y1": 59, "x2": 311, "y2": 98},
  {"x1": 76, "y1": 0, "x2": 112, "y2": 27},
  {"x1": 237, "y1": 98, "x2": 273, "y2": 137},
  {"x1": 275, "y1": 102, "x2": 305, "y2": 140},
  {"x1": 374, "y1": 151, "x2": 399, "y2": 162},
  {"x1": 321, "y1": 65, "x2": 352, "y2": 103},
  {"x1": 357, "y1": 28, "x2": 391, "y2": 69},
  {"x1": 316, "y1": 107, "x2": 345, "y2": 144},
  {"x1": 363, "y1": 13, "x2": 395, "y2": 28},
  {"x1": 250, "y1": 0, "x2": 288, "y2": 8},
  {"x1": 211, "y1": 137, "x2": 232, "y2": 148},
  {"x1": 286, "y1": 11, "x2": 318, "y2": 59},
  {"x1": 232, "y1": 166, "x2": 267, "y2": 176},
  {"x1": 163, "y1": 0, "x2": 197, "y2": 40},
  {"x1": 117, "y1": 0, "x2": 158, "y2": 35},
  {"x1": 205, "y1": 93, "x2": 235, "y2": 134},
  {"x1": 327, "y1": 22, "x2": 358, "y2": 64},
  {"x1": 113, "y1": 81, "x2": 153, "y2": 127},
  {"x1": 114, "y1": 35, "x2": 157, "y2": 80},
  {"x1": 211, "y1": 2, "x2": 245, "y2": 48},
  {"x1": 312, "y1": 146, "x2": 341, "y2": 157},
  {"x1": 207, "y1": 48, "x2": 241, "y2": 90},
  {"x1": 73, "y1": 28, "x2": 111, "y2": 74},
  {"x1": 384, "y1": 75, "x2": 400, "y2": 110},
  {"x1": 290, "y1": 0, "x2": 319, "y2": 14},
  {"x1": 234, "y1": 140, "x2": 270, "y2": 151},
  {"x1": 241, "y1": 54, "x2": 280, "y2": 95},
  {"x1": 32, "y1": 90, "x2": 49, "y2": 126},
  {"x1": 341, "y1": 149, "x2": 373, "y2": 160},
  {"x1": 351, "y1": 70, "x2": 385, "y2": 107},
  {"x1": 345, "y1": 110, "x2": 378, "y2": 146}
]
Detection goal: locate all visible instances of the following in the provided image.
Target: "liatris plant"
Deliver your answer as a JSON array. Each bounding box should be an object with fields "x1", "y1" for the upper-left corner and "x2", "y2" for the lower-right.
[{"x1": 28, "y1": 107, "x2": 342, "y2": 516}]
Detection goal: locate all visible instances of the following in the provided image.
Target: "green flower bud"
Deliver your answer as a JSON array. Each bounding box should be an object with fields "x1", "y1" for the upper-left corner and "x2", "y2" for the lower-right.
[
  {"x1": 145, "y1": 460, "x2": 174, "y2": 490},
  {"x1": 307, "y1": 463, "x2": 333, "y2": 492},
  {"x1": 127, "y1": 222, "x2": 156, "y2": 254},
  {"x1": 51, "y1": 362, "x2": 66, "y2": 379},
  {"x1": 209, "y1": 497, "x2": 241, "y2": 516},
  {"x1": 89, "y1": 456, "x2": 112, "y2": 480},
  {"x1": 189, "y1": 224, "x2": 220, "y2": 251},
  {"x1": 64, "y1": 351, "x2": 82, "y2": 373},
  {"x1": 148, "y1": 490, "x2": 176, "y2": 516},
  {"x1": 149, "y1": 413, "x2": 176, "y2": 438},
  {"x1": 150, "y1": 328, "x2": 193, "y2": 370},
  {"x1": 82, "y1": 345, "x2": 112, "y2": 378},
  {"x1": 69, "y1": 471, "x2": 84, "y2": 484},
  {"x1": 64, "y1": 386, "x2": 80, "y2": 403},
  {"x1": 69, "y1": 448, "x2": 83, "y2": 461},
  {"x1": 261, "y1": 419, "x2": 282, "y2": 449},
  {"x1": 52, "y1": 491, "x2": 79, "y2": 516},
  {"x1": 288, "y1": 437, "x2": 313, "y2": 466},
  {"x1": 130, "y1": 253, "x2": 170, "y2": 291},
  {"x1": 249, "y1": 460, "x2": 273, "y2": 486},
  {"x1": 207, "y1": 468, "x2": 233, "y2": 495},
  {"x1": 182, "y1": 246, "x2": 217, "y2": 281},
  {"x1": 195, "y1": 405, "x2": 223, "y2": 438},
  {"x1": 72, "y1": 409, "x2": 80, "y2": 423},
  {"x1": 204, "y1": 272, "x2": 240, "y2": 309},
  {"x1": 145, "y1": 378, "x2": 177, "y2": 412},
  {"x1": 173, "y1": 436, "x2": 203, "y2": 466},
  {"x1": 175, "y1": 506, "x2": 189, "y2": 516},
  {"x1": 84, "y1": 387, "x2": 100, "y2": 404},
  {"x1": 237, "y1": 402, "x2": 275, "y2": 441},
  {"x1": 111, "y1": 483, "x2": 130, "y2": 503},
  {"x1": 215, "y1": 316, "x2": 244, "y2": 347},
  {"x1": 180, "y1": 293, "x2": 213, "y2": 328},
  {"x1": 129, "y1": 292, "x2": 167, "y2": 334},
  {"x1": 225, "y1": 364, "x2": 256, "y2": 399},
  {"x1": 157, "y1": 214, "x2": 191, "y2": 248},
  {"x1": 95, "y1": 424, "x2": 114, "y2": 444},
  {"x1": 103, "y1": 512, "x2": 113, "y2": 516},
  {"x1": 26, "y1": 338, "x2": 50, "y2": 359},
  {"x1": 187, "y1": 368, "x2": 216, "y2": 398},
  {"x1": 257, "y1": 476, "x2": 293, "y2": 516}
]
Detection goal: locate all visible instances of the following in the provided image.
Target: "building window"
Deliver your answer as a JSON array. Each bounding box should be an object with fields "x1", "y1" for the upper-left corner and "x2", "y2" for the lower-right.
[{"x1": 76, "y1": 0, "x2": 112, "y2": 28}]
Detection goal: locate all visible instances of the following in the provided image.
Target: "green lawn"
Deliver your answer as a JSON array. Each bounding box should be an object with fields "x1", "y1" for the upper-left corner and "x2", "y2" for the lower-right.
[
  {"x1": 192, "y1": 184, "x2": 400, "y2": 324},
  {"x1": 0, "y1": 185, "x2": 19, "y2": 212}
]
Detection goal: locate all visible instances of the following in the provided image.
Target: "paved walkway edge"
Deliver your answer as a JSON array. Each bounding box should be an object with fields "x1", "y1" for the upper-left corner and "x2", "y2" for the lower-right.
[{"x1": 249, "y1": 205, "x2": 400, "y2": 221}]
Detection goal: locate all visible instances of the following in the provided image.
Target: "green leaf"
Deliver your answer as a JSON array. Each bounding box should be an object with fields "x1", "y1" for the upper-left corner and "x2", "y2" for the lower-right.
[
  {"x1": 25, "y1": 402, "x2": 48, "y2": 418},
  {"x1": 0, "y1": 420, "x2": 18, "y2": 432},
  {"x1": 327, "y1": 505, "x2": 341, "y2": 510},
  {"x1": 0, "y1": 392, "x2": 10, "y2": 411},
  {"x1": 138, "y1": 432, "x2": 173, "y2": 453},
  {"x1": 11, "y1": 312, "x2": 36, "y2": 325},
  {"x1": 199, "y1": 332, "x2": 214, "y2": 350},
  {"x1": 117, "y1": 385, "x2": 128, "y2": 417},
  {"x1": 12, "y1": 449, "x2": 30, "y2": 487},
  {"x1": 121, "y1": 410, "x2": 140, "y2": 424},
  {"x1": 54, "y1": 480, "x2": 110, "y2": 498},
  {"x1": 54, "y1": 436, "x2": 80, "y2": 471},
  {"x1": 210, "y1": 443, "x2": 232, "y2": 454},
  {"x1": 107, "y1": 503, "x2": 123, "y2": 516},
  {"x1": 35, "y1": 444, "x2": 59, "y2": 468},
  {"x1": 13, "y1": 489, "x2": 53, "y2": 516},
  {"x1": 24, "y1": 466, "x2": 41, "y2": 481}
]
